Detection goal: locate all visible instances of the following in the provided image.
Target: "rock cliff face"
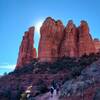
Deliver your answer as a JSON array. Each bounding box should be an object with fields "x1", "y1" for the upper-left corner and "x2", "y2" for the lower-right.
[
  {"x1": 38, "y1": 17, "x2": 64, "y2": 62},
  {"x1": 16, "y1": 27, "x2": 37, "y2": 69},
  {"x1": 78, "y1": 21, "x2": 96, "y2": 56},
  {"x1": 38, "y1": 18, "x2": 96, "y2": 62},
  {"x1": 60, "y1": 20, "x2": 78, "y2": 57},
  {"x1": 16, "y1": 17, "x2": 97, "y2": 64}
]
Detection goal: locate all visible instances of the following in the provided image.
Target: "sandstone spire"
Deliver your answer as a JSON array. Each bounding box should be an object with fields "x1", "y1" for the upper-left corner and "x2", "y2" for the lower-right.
[
  {"x1": 16, "y1": 17, "x2": 97, "y2": 64},
  {"x1": 60, "y1": 20, "x2": 78, "y2": 57},
  {"x1": 38, "y1": 17, "x2": 64, "y2": 62},
  {"x1": 16, "y1": 27, "x2": 37, "y2": 69},
  {"x1": 78, "y1": 20, "x2": 96, "y2": 56},
  {"x1": 38, "y1": 18, "x2": 96, "y2": 62}
]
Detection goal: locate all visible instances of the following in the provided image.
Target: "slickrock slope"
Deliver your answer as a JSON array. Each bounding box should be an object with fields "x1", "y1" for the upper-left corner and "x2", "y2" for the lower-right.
[
  {"x1": 60, "y1": 58, "x2": 100, "y2": 100},
  {"x1": 38, "y1": 17, "x2": 64, "y2": 62},
  {"x1": 16, "y1": 27, "x2": 37, "y2": 69},
  {"x1": 78, "y1": 21, "x2": 96, "y2": 56}
]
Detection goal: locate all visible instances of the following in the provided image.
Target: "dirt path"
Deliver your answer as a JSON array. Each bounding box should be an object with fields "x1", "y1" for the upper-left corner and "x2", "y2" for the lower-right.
[{"x1": 36, "y1": 90, "x2": 60, "y2": 100}]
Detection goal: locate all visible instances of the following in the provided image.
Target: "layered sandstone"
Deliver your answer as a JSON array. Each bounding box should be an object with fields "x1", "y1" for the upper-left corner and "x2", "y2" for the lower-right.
[
  {"x1": 16, "y1": 27, "x2": 37, "y2": 69},
  {"x1": 60, "y1": 20, "x2": 78, "y2": 57},
  {"x1": 94, "y1": 38, "x2": 100, "y2": 53},
  {"x1": 38, "y1": 18, "x2": 96, "y2": 62},
  {"x1": 38, "y1": 17, "x2": 64, "y2": 62},
  {"x1": 78, "y1": 21, "x2": 96, "y2": 56},
  {"x1": 16, "y1": 17, "x2": 97, "y2": 64}
]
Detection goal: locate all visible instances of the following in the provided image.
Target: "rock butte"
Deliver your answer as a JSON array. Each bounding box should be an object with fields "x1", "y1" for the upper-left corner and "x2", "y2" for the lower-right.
[
  {"x1": 38, "y1": 17, "x2": 96, "y2": 62},
  {"x1": 16, "y1": 17, "x2": 100, "y2": 68}
]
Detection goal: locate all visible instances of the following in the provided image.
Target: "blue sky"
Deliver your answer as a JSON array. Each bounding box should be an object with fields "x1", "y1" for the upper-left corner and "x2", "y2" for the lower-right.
[{"x1": 0, "y1": 0, "x2": 100, "y2": 75}]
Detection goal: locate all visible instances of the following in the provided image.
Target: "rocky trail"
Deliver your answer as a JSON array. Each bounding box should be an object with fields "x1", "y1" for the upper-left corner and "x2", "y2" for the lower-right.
[{"x1": 36, "y1": 90, "x2": 60, "y2": 100}]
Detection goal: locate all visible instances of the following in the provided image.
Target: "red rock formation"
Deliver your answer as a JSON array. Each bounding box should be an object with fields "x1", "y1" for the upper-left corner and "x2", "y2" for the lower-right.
[
  {"x1": 16, "y1": 17, "x2": 97, "y2": 64},
  {"x1": 16, "y1": 27, "x2": 37, "y2": 69},
  {"x1": 38, "y1": 18, "x2": 97, "y2": 62},
  {"x1": 60, "y1": 20, "x2": 78, "y2": 57},
  {"x1": 38, "y1": 17, "x2": 64, "y2": 62},
  {"x1": 78, "y1": 20, "x2": 96, "y2": 56},
  {"x1": 94, "y1": 38, "x2": 100, "y2": 53}
]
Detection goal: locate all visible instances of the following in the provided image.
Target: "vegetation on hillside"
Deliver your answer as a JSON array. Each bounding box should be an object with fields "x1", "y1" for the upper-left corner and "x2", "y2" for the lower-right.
[{"x1": 0, "y1": 52, "x2": 100, "y2": 100}]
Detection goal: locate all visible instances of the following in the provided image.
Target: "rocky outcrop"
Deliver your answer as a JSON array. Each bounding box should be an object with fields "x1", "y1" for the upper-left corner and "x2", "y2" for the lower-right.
[
  {"x1": 94, "y1": 38, "x2": 100, "y2": 53},
  {"x1": 38, "y1": 17, "x2": 64, "y2": 62},
  {"x1": 16, "y1": 27, "x2": 37, "y2": 69},
  {"x1": 78, "y1": 21, "x2": 96, "y2": 56},
  {"x1": 16, "y1": 17, "x2": 97, "y2": 64},
  {"x1": 60, "y1": 20, "x2": 78, "y2": 57},
  {"x1": 61, "y1": 59, "x2": 100, "y2": 97},
  {"x1": 38, "y1": 18, "x2": 96, "y2": 62},
  {"x1": 60, "y1": 20, "x2": 96, "y2": 58}
]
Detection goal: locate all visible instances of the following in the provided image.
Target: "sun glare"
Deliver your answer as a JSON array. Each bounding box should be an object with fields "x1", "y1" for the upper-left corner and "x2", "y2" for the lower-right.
[{"x1": 35, "y1": 21, "x2": 43, "y2": 33}]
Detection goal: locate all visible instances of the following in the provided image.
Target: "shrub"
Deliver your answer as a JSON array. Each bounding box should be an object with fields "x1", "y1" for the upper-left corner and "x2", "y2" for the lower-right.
[{"x1": 36, "y1": 79, "x2": 48, "y2": 94}]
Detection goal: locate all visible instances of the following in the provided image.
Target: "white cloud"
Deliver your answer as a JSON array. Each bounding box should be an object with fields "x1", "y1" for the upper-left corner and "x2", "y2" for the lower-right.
[
  {"x1": 0, "y1": 64, "x2": 15, "y2": 70},
  {"x1": 0, "y1": 64, "x2": 16, "y2": 75}
]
